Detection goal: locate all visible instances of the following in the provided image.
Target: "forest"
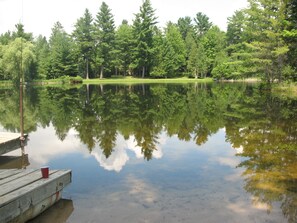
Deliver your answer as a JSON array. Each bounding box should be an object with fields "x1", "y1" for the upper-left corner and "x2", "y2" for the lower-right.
[{"x1": 0, "y1": 0, "x2": 296, "y2": 84}]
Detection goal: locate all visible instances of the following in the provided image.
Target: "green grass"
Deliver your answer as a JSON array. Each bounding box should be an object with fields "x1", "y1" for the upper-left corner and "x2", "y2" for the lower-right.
[{"x1": 83, "y1": 76, "x2": 213, "y2": 84}]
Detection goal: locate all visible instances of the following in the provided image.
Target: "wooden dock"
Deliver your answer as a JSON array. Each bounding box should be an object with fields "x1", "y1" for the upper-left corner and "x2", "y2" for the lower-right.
[
  {"x1": 0, "y1": 132, "x2": 28, "y2": 155},
  {"x1": 0, "y1": 169, "x2": 72, "y2": 223}
]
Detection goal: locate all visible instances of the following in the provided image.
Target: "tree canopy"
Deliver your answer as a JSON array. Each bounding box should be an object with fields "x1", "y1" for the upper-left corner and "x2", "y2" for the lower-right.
[{"x1": 0, "y1": 0, "x2": 296, "y2": 83}]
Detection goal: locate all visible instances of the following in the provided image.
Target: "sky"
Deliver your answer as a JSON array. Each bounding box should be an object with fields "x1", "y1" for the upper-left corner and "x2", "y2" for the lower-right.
[{"x1": 0, "y1": 0, "x2": 248, "y2": 38}]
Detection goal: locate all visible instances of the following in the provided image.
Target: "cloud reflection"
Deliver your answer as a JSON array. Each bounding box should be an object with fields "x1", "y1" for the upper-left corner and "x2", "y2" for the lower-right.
[
  {"x1": 6, "y1": 125, "x2": 166, "y2": 172},
  {"x1": 91, "y1": 134, "x2": 166, "y2": 172}
]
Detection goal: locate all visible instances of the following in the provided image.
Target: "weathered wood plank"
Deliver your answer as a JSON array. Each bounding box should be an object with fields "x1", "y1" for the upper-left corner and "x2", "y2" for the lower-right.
[
  {"x1": 0, "y1": 169, "x2": 36, "y2": 186},
  {"x1": 0, "y1": 170, "x2": 59, "y2": 197},
  {"x1": 0, "y1": 169, "x2": 22, "y2": 180},
  {"x1": 0, "y1": 170, "x2": 71, "y2": 223}
]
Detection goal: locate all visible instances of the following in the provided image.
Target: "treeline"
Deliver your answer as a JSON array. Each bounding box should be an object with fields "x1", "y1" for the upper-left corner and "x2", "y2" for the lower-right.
[{"x1": 0, "y1": 0, "x2": 296, "y2": 83}]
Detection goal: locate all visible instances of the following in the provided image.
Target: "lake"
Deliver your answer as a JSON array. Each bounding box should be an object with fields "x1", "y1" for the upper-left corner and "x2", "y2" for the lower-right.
[{"x1": 0, "y1": 83, "x2": 296, "y2": 223}]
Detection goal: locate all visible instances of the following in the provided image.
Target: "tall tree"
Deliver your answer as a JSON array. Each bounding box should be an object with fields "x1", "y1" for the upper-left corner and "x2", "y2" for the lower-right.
[
  {"x1": 94, "y1": 2, "x2": 116, "y2": 79},
  {"x1": 47, "y1": 22, "x2": 75, "y2": 79},
  {"x1": 34, "y1": 35, "x2": 50, "y2": 79},
  {"x1": 177, "y1": 16, "x2": 194, "y2": 40},
  {"x1": 187, "y1": 34, "x2": 208, "y2": 78},
  {"x1": 132, "y1": 0, "x2": 157, "y2": 78},
  {"x1": 202, "y1": 26, "x2": 226, "y2": 76},
  {"x1": 12, "y1": 23, "x2": 33, "y2": 42},
  {"x1": 162, "y1": 23, "x2": 186, "y2": 77},
  {"x1": 226, "y1": 10, "x2": 246, "y2": 45},
  {"x1": 284, "y1": 0, "x2": 297, "y2": 81},
  {"x1": 243, "y1": 0, "x2": 289, "y2": 83},
  {"x1": 194, "y1": 12, "x2": 212, "y2": 37},
  {"x1": 72, "y1": 9, "x2": 94, "y2": 79},
  {"x1": 115, "y1": 20, "x2": 134, "y2": 76}
]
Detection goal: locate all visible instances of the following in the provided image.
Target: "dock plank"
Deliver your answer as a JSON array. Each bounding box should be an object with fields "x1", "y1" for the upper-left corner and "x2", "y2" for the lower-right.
[
  {"x1": 0, "y1": 170, "x2": 59, "y2": 196},
  {"x1": 0, "y1": 169, "x2": 36, "y2": 186},
  {"x1": 0, "y1": 169, "x2": 22, "y2": 180},
  {"x1": 0, "y1": 169, "x2": 72, "y2": 223}
]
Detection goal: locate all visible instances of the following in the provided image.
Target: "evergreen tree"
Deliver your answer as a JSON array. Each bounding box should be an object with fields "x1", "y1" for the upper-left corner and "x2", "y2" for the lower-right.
[
  {"x1": 34, "y1": 35, "x2": 50, "y2": 79},
  {"x1": 47, "y1": 22, "x2": 76, "y2": 79},
  {"x1": 150, "y1": 27, "x2": 166, "y2": 78},
  {"x1": 73, "y1": 9, "x2": 94, "y2": 79},
  {"x1": 94, "y1": 2, "x2": 116, "y2": 79},
  {"x1": 132, "y1": 0, "x2": 157, "y2": 78},
  {"x1": 12, "y1": 23, "x2": 33, "y2": 42},
  {"x1": 187, "y1": 34, "x2": 208, "y2": 78},
  {"x1": 115, "y1": 20, "x2": 134, "y2": 76},
  {"x1": 226, "y1": 10, "x2": 246, "y2": 45},
  {"x1": 243, "y1": 0, "x2": 289, "y2": 83},
  {"x1": 202, "y1": 26, "x2": 226, "y2": 76},
  {"x1": 284, "y1": 0, "x2": 297, "y2": 81},
  {"x1": 177, "y1": 16, "x2": 194, "y2": 40},
  {"x1": 194, "y1": 12, "x2": 212, "y2": 37},
  {"x1": 162, "y1": 23, "x2": 186, "y2": 77}
]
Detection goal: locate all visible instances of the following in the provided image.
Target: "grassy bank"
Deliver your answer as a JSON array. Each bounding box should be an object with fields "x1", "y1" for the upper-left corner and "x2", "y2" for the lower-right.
[
  {"x1": 83, "y1": 77, "x2": 213, "y2": 84},
  {"x1": 0, "y1": 77, "x2": 213, "y2": 88}
]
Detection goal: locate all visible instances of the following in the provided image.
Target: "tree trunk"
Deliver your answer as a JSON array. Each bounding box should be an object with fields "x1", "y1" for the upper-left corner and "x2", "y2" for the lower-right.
[
  {"x1": 194, "y1": 69, "x2": 198, "y2": 79},
  {"x1": 86, "y1": 58, "x2": 89, "y2": 79},
  {"x1": 100, "y1": 66, "x2": 104, "y2": 79},
  {"x1": 115, "y1": 67, "x2": 118, "y2": 76},
  {"x1": 142, "y1": 66, "x2": 145, "y2": 78}
]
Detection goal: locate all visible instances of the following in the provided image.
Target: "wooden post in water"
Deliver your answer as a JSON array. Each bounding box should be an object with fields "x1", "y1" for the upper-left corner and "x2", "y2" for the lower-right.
[{"x1": 19, "y1": 37, "x2": 26, "y2": 166}]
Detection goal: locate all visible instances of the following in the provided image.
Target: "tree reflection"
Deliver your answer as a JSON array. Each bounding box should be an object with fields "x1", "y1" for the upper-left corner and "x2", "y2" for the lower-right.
[
  {"x1": 225, "y1": 88, "x2": 297, "y2": 223},
  {"x1": 1, "y1": 83, "x2": 297, "y2": 222}
]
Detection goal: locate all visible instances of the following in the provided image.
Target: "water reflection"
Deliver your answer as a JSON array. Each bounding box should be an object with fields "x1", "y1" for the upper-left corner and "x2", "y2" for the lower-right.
[
  {"x1": 0, "y1": 83, "x2": 296, "y2": 222},
  {"x1": 28, "y1": 199, "x2": 74, "y2": 223}
]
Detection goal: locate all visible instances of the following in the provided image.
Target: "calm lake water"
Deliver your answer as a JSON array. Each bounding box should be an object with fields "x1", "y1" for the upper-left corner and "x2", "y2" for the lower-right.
[{"x1": 0, "y1": 83, "x2": 297, "y2": 223}]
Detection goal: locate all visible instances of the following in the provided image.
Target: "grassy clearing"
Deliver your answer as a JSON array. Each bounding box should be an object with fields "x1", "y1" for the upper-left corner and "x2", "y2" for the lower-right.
[{"x1": 83, "y1": 76, "x2": 213, "y2": 84}]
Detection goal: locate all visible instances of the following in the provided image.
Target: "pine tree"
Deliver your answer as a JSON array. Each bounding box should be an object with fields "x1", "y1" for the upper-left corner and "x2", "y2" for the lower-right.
[
  {"x1": 48, "y1": 22, "x2": 75, "y2": 79},
  {"x1": 115, "y1": 20, "x2": 134, "y2": 76},
  {"x1": 72, "y1": 9, "x2": 94, "y2": 79},
  {"x1": 162, "y1": 23, "x2": 186, "y2": 77},
  {"x1": 284, "y1": 0, "x2": 297, "y2": 80},
  {"x1": 34, "y1": 35, "x2": 50, "y2": 79},
  {"x1": 243, "y1": 0, "x2": 289, "y2": 83},
  {"x1": 194, "y1": 12, "x2": 212, "y2": 37},
  {"x1": 177, "y1": 16, "x2": 194, "y2": 40},
  {"x1": 94, "y1": 2, "x2": 116, "y2": 79},
  {"x1": 132, "y1": 0, "x2": 157, "y2": 78}
]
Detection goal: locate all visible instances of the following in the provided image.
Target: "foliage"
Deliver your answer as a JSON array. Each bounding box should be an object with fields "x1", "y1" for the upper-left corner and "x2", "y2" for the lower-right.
[
  {"x1": 72, "y1": 9, "x2": 94, "y2": 79},
  {"x1": 0, "y1": 37, "x2": 36, "y2": 82},
  {"x1": 94, "y1": 2, "x2": 116, "y2": 79},
  {"x1": 0, "y1": 0, "x2": 297, "y2": 83},
  {"x1": 114, "y1": 20, "x2": 134, "y2": 76},
  {"x1": 132, "y1": 0, "x2": 157, "y2": 78},
  {"x1": 47, "y1": 22, "x2": 76, "y2": 79}
]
